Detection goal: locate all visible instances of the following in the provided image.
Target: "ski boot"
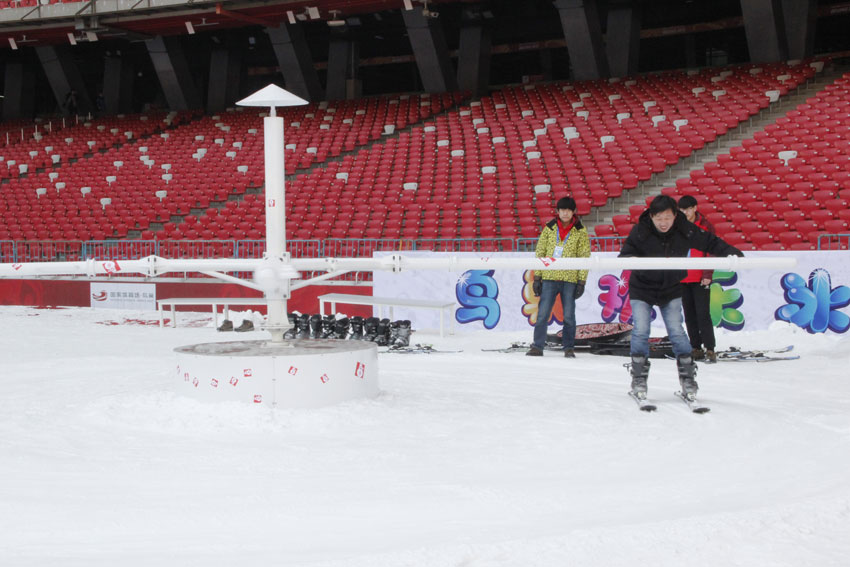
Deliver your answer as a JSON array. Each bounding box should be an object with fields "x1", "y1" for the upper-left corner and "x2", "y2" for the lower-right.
[
  {"x1": 677, "y1": 354, "x2": 699, "y2": 400},
  {"x1": 349, "y1": 316, "x2": 364, "y2": 340},
  {"x1": 363, "y1": 317, "x2": 380, "y2": 342},
  {"x1": 627, "y1": 355, "x2": 650, "y2": 400},
  {"x1": 283, "y1": 313, "x2": 298, "y2": 339},
  {"x1": 296, "y1": 314, "x2": 311, "y2": 339},
  {"x1": 375, "y1": 318, "x2": 391, "y2": 346},
  {"x1": 333, "y1": 317, "x2": 350, "y2": 339},
  {"x1": 392, "y1": 320, "x2": 411, "y2": 347},
  {"x1": 308, "y1": 314, "x2": 323, "y2": 339},
  {"x1": 388, "y1": 320, "x2": 400, "y2": 346},
  {"x1": 320, "y1": 314, "x2": 337, "y2": 339},
  {"x1": 217, "y1": 319, "x2": 233, "y2": 332}
]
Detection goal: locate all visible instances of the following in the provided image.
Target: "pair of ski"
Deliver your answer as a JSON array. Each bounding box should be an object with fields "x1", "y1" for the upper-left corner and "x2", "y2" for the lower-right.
[
  {"x1": 716, "y1": 345, "x2": 798, "y2": 362},
  {"x1": 628, "y1": 391, "x2": 710, "y2": 413},
  {"x1": 383, "y1": 344, "x2": 463, "y2": 354},
  {"x1": 481, "y1": 342, "x2": 562, "y2": 353}
]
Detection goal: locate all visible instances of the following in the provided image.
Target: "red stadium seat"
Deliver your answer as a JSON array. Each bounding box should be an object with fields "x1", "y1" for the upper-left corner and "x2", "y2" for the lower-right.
[
  {"x1": 823, "y1": 220, "x2": 849, "y2": 234},
  {"x1": 594, "y1": 224, "x2": 616, "y2": 237},
  {"x1": 750, "y1": 232, "x2": 776, "y2": 248},
  {"x1": 778, "y1": 231, "x2": 803, "y2": 248}
]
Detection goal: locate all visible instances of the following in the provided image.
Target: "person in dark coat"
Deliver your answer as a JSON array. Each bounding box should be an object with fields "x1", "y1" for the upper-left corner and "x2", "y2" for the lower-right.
[
  {"x1": 678, "y1": 195, "x2": 718, "y2": 363},
  {"x1": 618, "y1": 195, "x2": 743, "y2": 401}
]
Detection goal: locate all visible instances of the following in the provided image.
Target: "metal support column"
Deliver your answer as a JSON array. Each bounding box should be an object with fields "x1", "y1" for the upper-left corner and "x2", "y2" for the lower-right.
[
  {"x1": 606, "y1": 0, "x2": 641, "y2": 78},
  {"x1": 402, "y1": 7, "x2": 458, "y2": 93},
  {"x1": 554, "y1": 0, "x2": 610, "y2": 80},
  {"x1": 3, "y1": 61, "x2": 35, "y2": 121},
  {"x1": 145, "y1": 36, "x2": 203, "y2": 110},
  {"x1": 35, "y1": 45, "x2": 94, "y2": 116},
  {"x1": 457, "y1": 17, "x2": 492, "y2": 97},
  {"x1": 266, "y1": 23, "x2": 323, "y2": 102},
  {"x1": 103, "y1": 56, "x2": 135, "y2": 115},
  {"x1": 208, "y1": 38, "x2": 243, "y2": 112},
  {"x1": 740, "y1": 0, "x2": 788, "y2": 63}
]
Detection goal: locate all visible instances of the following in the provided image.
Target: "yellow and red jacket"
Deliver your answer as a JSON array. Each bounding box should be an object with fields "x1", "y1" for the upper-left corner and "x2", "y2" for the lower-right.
[{"x1": 534, "y1": 217, "x2": 591, "y2": 283}]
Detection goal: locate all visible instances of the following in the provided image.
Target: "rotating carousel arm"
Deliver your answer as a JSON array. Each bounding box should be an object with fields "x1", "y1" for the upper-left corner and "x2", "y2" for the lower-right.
[
  {"x1": 287, "y1": 254, "x2": 797, "y2": 273},
  {"x1": 0, "y1": 256, "x2": 260, "y2": 279},
  {"x1": 0, "y1": 254, "x2": 796, "y2": 279}
]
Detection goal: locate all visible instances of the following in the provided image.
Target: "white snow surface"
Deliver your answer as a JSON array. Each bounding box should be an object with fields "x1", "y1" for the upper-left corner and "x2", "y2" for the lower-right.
[{"x1": 2, "y1": 306, "x2": 850, "y2": 566}]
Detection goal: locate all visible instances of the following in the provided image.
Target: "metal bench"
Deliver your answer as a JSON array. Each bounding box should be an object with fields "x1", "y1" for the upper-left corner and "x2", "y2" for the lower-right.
[
  {"x1": 157, "y1": 297, "x2": 265, "y2": 328},
  {"x1": 318, "y1": 293, "x2": 456, "y2": 337}
]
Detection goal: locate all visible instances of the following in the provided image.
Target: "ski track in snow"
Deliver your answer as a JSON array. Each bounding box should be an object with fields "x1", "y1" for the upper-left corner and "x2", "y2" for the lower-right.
[{"x1": 1, "y1": 306, "x2": 849, "y2": 566}]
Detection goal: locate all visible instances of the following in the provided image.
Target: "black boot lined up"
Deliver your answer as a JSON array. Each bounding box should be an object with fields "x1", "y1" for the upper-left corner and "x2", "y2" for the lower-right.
[{"x1": 276, "y1": 313, "x2": 412, "y2": 345}]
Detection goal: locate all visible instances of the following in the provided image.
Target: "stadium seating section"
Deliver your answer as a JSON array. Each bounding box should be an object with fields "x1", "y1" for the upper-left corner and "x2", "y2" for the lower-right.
[{"x1": 3, "y1": 59, "x2": 848, "y2": 259}]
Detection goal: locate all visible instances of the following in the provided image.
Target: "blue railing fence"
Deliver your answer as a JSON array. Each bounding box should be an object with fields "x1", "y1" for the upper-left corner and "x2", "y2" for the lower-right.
[
  {"x1": 816, "y1": 234, "x2": 850, "y2": 251},
  {"x1": 0, "y1": 236, "x2": 629, "y2": 265}
]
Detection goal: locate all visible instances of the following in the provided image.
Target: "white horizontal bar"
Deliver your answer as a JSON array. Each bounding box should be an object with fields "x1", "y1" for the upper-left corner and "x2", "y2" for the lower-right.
[
  {"x1": 0, "y1": 254, "x2": 796, "y2": 279},
  {"x1": 288, "y1": 254, "x2": 796, "y2": 273}
]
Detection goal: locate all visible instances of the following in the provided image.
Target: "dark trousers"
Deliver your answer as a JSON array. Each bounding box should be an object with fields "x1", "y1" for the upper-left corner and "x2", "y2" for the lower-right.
[
  {"x1": 533, "y1": 280, "x2": 577, "y2": 350},
  {"x1": 681, "y1": 282, "x2": 715, "y2": 351}
]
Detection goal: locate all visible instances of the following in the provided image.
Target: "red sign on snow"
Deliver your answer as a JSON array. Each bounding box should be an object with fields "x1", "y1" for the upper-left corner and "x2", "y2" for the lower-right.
[
  {"x1": 253, "y1": 395, "x2": 262, "y2": 404},
  {"x1": 355, "y1": 362, "x2": 366, "y2": 379}
]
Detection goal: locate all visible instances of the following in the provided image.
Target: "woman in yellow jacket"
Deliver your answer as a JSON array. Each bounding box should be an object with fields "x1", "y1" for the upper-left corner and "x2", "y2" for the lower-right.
[{"x1": 527, "y1": 197, "x2": 591, "y2": 357}]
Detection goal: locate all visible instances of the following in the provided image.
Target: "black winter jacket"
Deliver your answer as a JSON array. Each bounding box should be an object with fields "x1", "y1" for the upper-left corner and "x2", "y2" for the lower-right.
[{"x1": 618, "y1": 210, "x2": 743, "y2": 305}]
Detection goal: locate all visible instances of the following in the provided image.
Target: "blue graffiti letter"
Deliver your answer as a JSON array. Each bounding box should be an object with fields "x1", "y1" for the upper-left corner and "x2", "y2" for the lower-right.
[
  {"x1": 775, "y1": 269, "x2": 850, "y2": 334},
  {"x1": 456, "y1": 270, "x2": 500, "y2": 329}
]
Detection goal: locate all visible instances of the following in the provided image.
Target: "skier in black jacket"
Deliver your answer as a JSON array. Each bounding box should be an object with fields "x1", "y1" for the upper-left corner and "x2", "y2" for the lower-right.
[{"x1": 618, "y1": 195, "x2": 743, "y2": 402}]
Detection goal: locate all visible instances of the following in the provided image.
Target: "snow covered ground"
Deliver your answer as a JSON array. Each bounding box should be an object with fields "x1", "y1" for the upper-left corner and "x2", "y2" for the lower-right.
[{"x1": 2, "y1": 305, "x2": 850, "y2": 566}]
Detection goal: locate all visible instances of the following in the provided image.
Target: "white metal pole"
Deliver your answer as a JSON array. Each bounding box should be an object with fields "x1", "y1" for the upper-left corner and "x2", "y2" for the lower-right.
[
  {"x1": 236, "y1": 85, "x2": 308, "y2": 341},
  {"x1": 264, "y1": 110, "x2": 285, "y2": 258},
  {"x1": 263, "y1": 108, "x2": 288, "y2": 342}
]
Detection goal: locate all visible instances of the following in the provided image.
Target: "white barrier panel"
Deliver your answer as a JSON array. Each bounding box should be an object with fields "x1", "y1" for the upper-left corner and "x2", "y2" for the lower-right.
[
  {"x1": 373, "y1": 251, "x2": 850, "y2": 335},
  {"x1": 174, "y1": 339, "x2": 378, "y2": 408}
]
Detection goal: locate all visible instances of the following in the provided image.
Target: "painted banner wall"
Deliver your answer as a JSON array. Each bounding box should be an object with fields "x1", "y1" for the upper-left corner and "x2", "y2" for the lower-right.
[
  {"x1": 0, "y1": 280, "x2": 372, "y2": 316},
  {"x1": 373, "y1": 251, "x2": 850, "y2": 336}
]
